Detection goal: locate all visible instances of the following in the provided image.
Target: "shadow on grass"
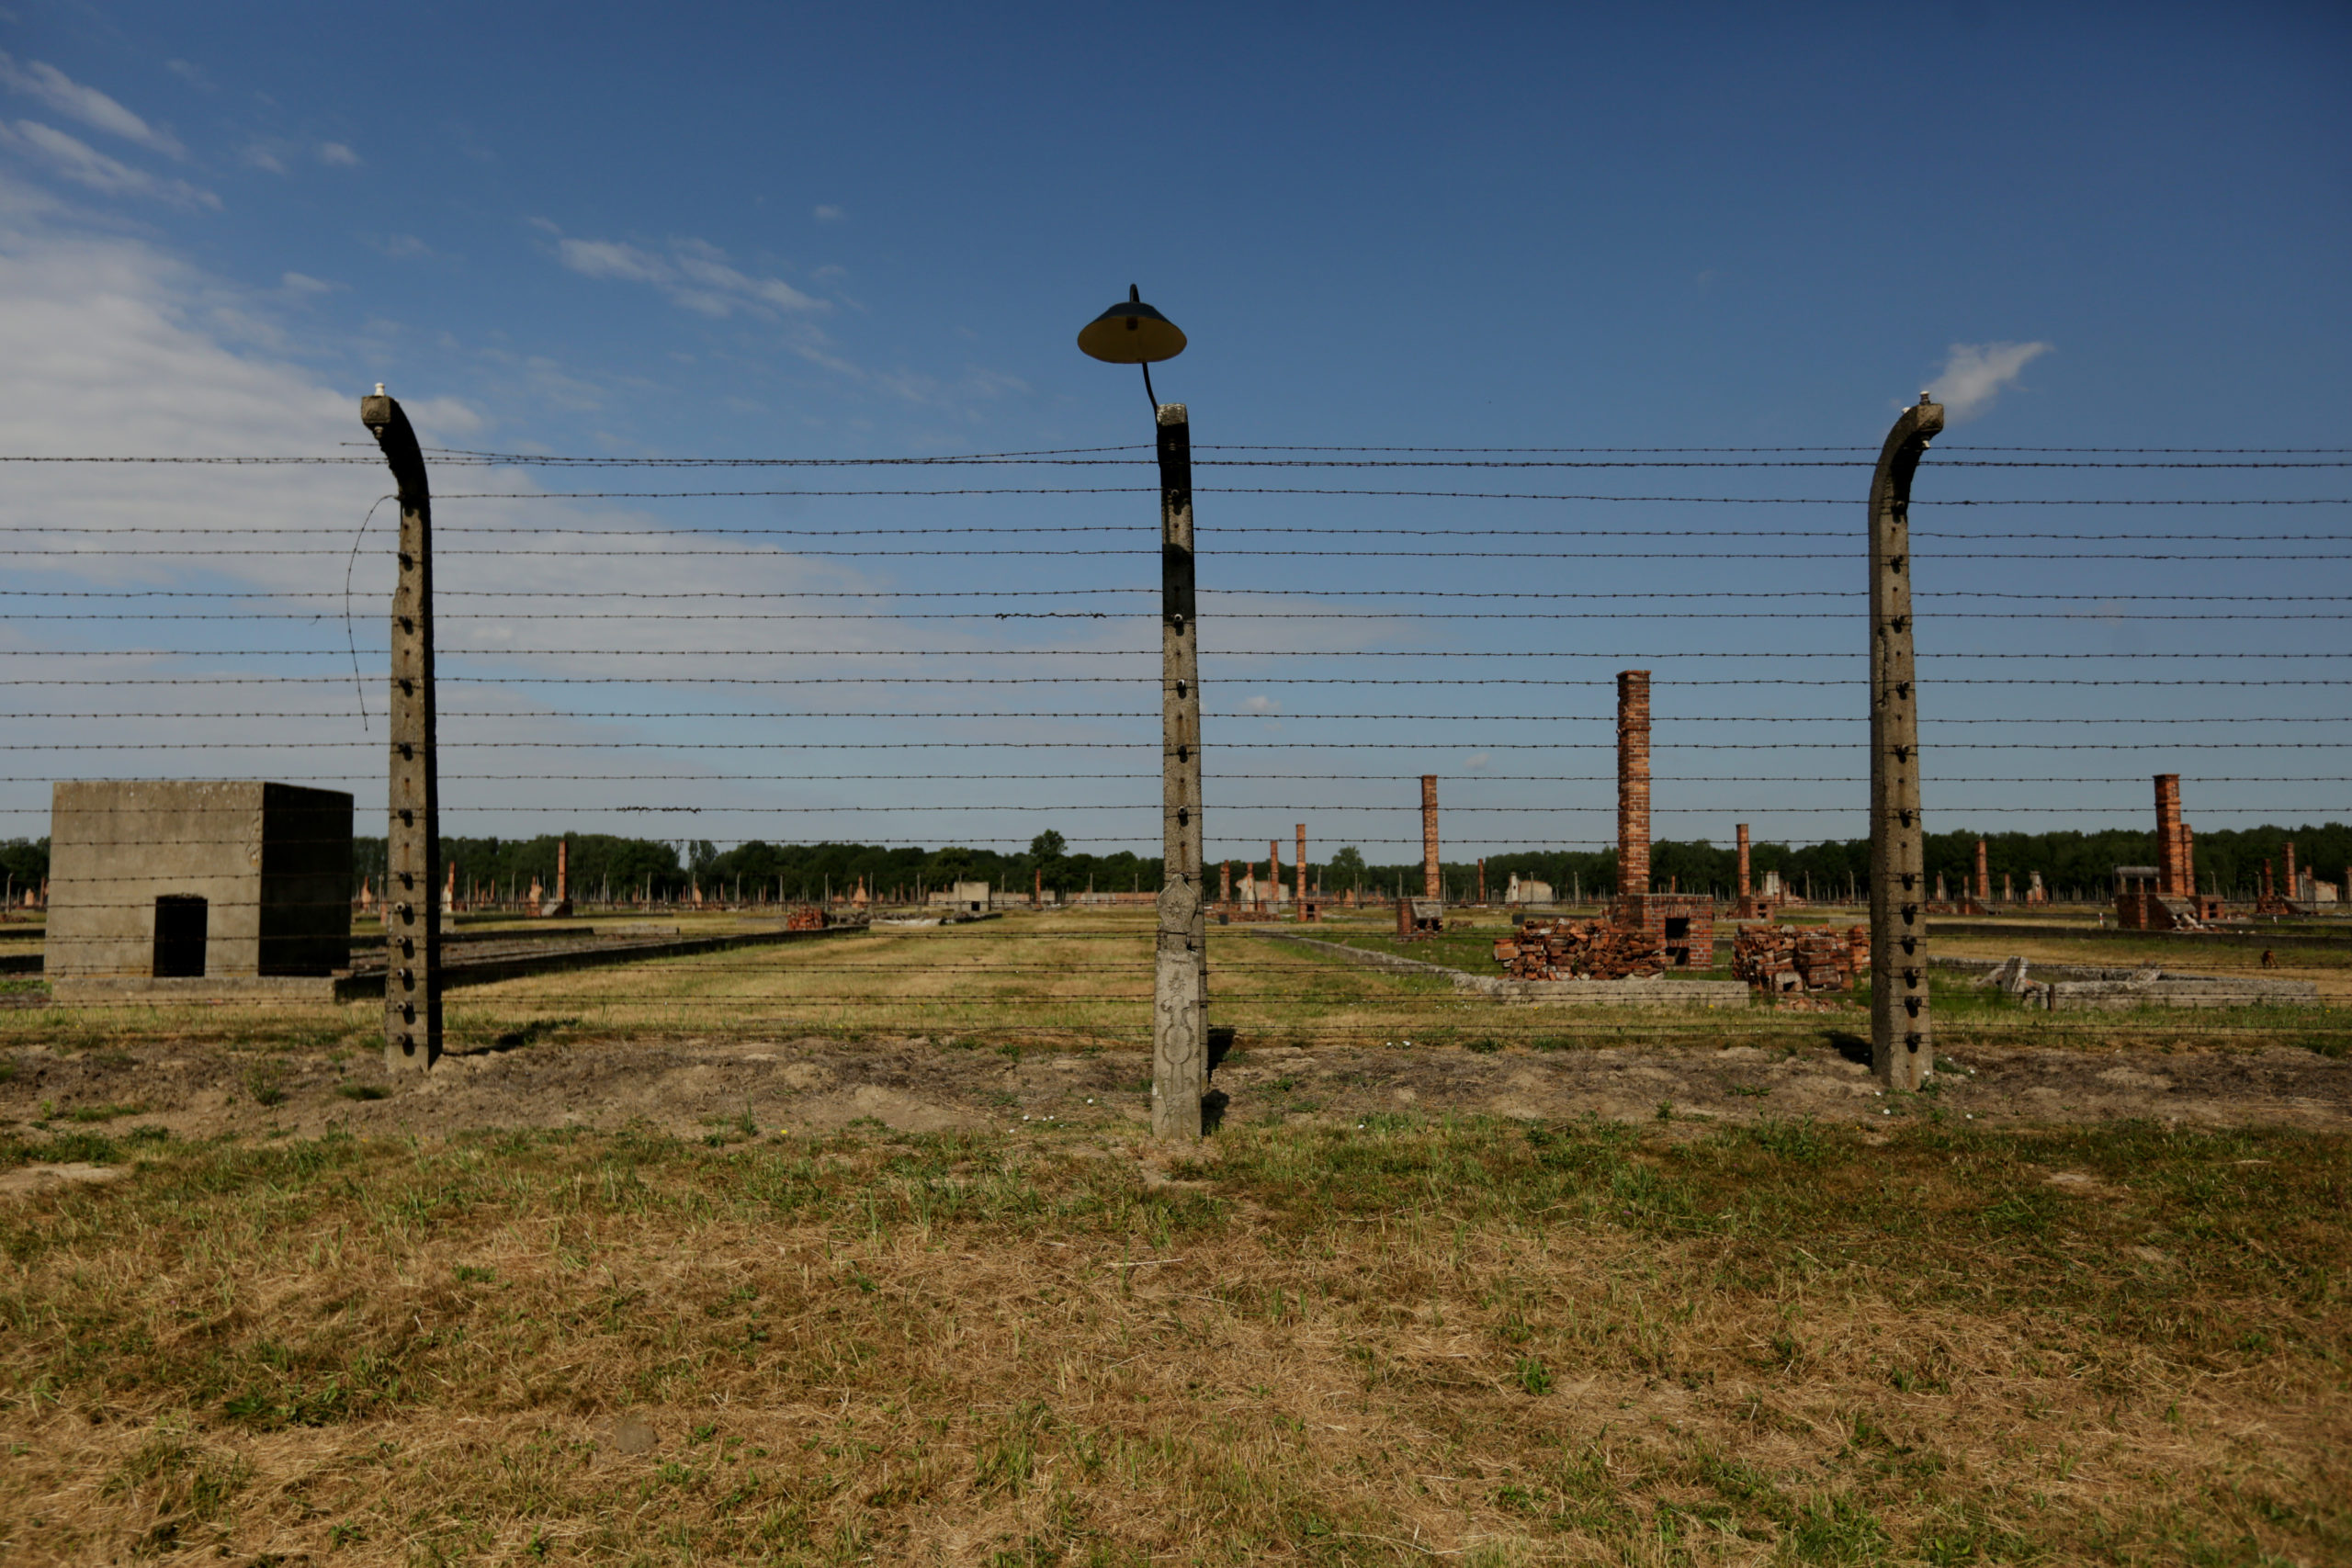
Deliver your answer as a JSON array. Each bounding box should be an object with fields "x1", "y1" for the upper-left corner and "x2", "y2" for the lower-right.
[
  {"x1": 484, "y1": 1016, "x2": 585, "y2": 1055},
  {"x1": 1826, "y1": 1031, "x2": 1871, "y2": 1066}
]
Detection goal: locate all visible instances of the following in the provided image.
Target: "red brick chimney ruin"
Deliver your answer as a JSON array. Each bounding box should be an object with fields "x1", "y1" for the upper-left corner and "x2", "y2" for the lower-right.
[
  {"x1": 1616, "y1": 671, "x2": 1650, "y2": 902},
  {"x1": 1420, "y1": 775, "x2": 1441, "y2": 900}
]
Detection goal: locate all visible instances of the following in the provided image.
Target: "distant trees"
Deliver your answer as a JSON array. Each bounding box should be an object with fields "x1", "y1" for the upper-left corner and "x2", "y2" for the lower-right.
[{"x1": 337, "y1": 820, "x2": 2350, "y2": 905}]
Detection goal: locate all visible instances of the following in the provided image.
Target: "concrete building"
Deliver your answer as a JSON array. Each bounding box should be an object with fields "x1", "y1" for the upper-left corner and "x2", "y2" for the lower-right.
[
  {"x1": 926, "y1": 879, "x2": 989, "y2": 914},
  {"x1": 46, "y1": 781, "x2": 353, "y2": 992},
  {"x1": 1503, "y1": 873, "x2": 1553, "y2": 906}
]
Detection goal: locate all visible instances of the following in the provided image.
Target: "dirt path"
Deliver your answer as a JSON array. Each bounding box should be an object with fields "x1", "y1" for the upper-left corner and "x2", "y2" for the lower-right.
[{"x1": 6, "y1": 1030, "x2": 2346, "y2": 1145}]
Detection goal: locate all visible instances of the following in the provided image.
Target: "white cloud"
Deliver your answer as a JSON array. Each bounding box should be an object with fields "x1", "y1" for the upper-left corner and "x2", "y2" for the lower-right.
[
  {"x1": 316, "y1": 141, "x2": 360, "y2": 167},
  {"x1": 1463, "y1": 752, "x2": 1492, "y2": 771},
  {"x1": 241, "y1": 143, "x2": 286, "y2": 174},
  {"x1": 0, "y1": 119, "x2": 219, "y2": 209},
  {"x1": 813, "y1": 204, "x2": 844, "y2": 223},
  {"x1": 280, "y1": 270, "x2": 339, "y2": 294},
  {"x1": 555, "y1": 232, "x2": 827, "y2": 319},
  {"x1": 0, "y1": 51, "x2": 185, "y2": 157},
  {"x1": 1928, "y1": 340, "x2": 2052, "y2": 423},
  {"x1": 401, "y1": 394, "x2": 484, "y2": 439},
  {"x1": 557, "y1": 237, "x2": 670, "y2": 284},
  {"x1": 0, "y1": 205, "x2": 1150, "y2": 850}
]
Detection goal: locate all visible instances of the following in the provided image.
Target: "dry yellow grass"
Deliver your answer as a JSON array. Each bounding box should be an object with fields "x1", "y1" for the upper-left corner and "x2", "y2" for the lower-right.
[
  {"x1": 1, "y1": 1113, "x2": 2346, "y2": 1564},
  {"x1": 8, "y1": 908, "x2": 2344, "y2": 1062}
]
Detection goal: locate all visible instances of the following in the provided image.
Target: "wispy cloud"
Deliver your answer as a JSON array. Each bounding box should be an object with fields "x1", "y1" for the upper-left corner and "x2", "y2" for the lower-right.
[
  {"x1": 0, "y1": 51, "x2": 185, "y2": 157},
  {"x1": 555, "y1": 233, "x2": 827, "y2": 319},
  {"x1": 0, "y1": 119, "x2": 219, "y2": 209},
  {"x1": 1928, "y1": 340, "x2": 2052, "y2": 423},
  {"x1": 372, "y1": 232, "x2": 435, "y2": 260},
  {"x1": 316, "y1": 141, "x2": 360, "y2": 167},
  {"x1": 280, "y1": 270, "x2": 339, "y2": 294},
  {"x1": 813, "y1": 204, "x2": 844, "y2": 223}
]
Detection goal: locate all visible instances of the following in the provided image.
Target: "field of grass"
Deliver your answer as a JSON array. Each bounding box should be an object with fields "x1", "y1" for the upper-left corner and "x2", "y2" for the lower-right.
[
  {"x1": 5, "y1": 1114, "x2": 2348, "y2": 1565},
  {"x1": 2, "y1": 907, "x2": 2348, "y2": 1562},
  {"x1": 4, "y1": 909, "x2": 2346, "y2": 1061}
]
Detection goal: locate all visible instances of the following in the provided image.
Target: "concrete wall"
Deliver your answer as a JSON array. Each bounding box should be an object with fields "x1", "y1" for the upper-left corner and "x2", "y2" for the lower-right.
[{"x1": 47, "y1": 781, "x2": 352, "y2": 981}]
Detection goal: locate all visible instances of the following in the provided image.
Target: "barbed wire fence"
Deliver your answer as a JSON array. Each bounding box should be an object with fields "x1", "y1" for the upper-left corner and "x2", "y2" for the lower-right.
[{"x1": 4, "y1": 418, "x2": 2346, "y2": 1082}]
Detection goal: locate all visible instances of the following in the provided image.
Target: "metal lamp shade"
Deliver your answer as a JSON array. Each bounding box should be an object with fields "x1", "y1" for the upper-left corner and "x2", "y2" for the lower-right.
[{"x1": 1077, "y1": 289, "x2": 1187, "y2": 364}]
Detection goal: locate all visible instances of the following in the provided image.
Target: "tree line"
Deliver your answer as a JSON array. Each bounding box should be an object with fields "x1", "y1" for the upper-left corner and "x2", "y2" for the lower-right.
[
  {"x1": 2, "y1": 819, "x2": 2345, "y2": 906},
  {"x1": 1323, "y1": 822, "x2": 2352, "y2": 904}
]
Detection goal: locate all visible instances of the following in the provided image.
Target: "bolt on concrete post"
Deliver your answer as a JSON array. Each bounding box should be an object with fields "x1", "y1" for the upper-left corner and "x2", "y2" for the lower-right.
[
  {"x1": 362, "y1": 389, "x2": 441, "y2": 1072},
  {"x1": 1153, "y1": 402, "x2": 1207, "y2": 1139},
  {"x1": 1868, "y1": 395, "x2": 1944, "y2": 1090}
]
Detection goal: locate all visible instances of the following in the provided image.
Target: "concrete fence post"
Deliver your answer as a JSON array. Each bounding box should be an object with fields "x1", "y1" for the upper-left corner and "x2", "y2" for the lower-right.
[
  {"x1": 361, "y1": 388, "x2": 441, "y2": 1072},
  {"x1": 1153, "y1": 402, "x2": 1208, "y2": 1139},
  {"x1": 1868, "y1": 394, "x2": 1944, "y2": 1090}
]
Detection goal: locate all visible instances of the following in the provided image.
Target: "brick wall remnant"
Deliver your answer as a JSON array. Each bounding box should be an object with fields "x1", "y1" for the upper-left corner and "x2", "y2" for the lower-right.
[
  {"x1": 1734, "y1": 924, "x2": 1871, "y2": 995},
  {"x1": 1420, "y1": 775, "x2": 1441, "y2": 900},
  {"x1": 1495, "y1": 918, "x2": 1664, "y2": 980}
]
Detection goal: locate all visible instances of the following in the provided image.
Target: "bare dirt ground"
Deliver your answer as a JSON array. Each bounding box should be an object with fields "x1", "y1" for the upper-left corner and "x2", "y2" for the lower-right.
[{"x1": 7, "y1": 1028, "x2": 2346, "y2": 1146}]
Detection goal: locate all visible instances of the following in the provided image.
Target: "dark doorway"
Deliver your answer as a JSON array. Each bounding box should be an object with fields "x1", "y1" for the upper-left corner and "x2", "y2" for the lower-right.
[
  {"x1": 153, "y1": 895, "x2": 208, "y2": 977},
  {"x1": 1663, "y1": 916, "x2": 1693, "y2": 968}
]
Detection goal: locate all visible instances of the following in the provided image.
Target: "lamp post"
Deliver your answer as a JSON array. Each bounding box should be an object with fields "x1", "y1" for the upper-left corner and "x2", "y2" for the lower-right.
[{"x1": 1079, "y1": 287, "x2": 1206, "y2": 1139}]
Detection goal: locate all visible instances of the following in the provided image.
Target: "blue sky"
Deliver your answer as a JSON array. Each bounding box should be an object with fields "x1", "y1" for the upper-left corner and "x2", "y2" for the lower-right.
[{"x1": 2, "y1": 1, "x2": 2346, "y2": 869}]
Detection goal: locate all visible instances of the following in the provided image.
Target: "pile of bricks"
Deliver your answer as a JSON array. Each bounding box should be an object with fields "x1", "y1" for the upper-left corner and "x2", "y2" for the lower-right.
[
  {"x1": 1493, "y1": 918, "x2": 1665, "y2": 980},
  {"x1": 1732, "y1": 924, "x2": 1870, "y2": 995},
  {"x1": 784, "y1": 906, "x2": 830, "y2": 932}
]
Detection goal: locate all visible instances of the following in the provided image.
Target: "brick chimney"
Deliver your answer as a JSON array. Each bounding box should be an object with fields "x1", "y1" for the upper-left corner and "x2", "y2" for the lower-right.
[
  {"x1": 2284, "y1": 839, "x2": 2298, "y2": 897},
  {"x1": 1616, "y1": 671, "x2": 1651, "y2": 901},
  {"x1": 1269, "y1": 839, "x2": 1281, "y2": 905},
  {"x1": 1736, "y1": 823, "x2": 1751, "y2": 903},
  {"x1": 2154, "y1": 774, "x2": 2184, "y2": 897},
  {"x1": 1420, "y1": 775, "x2": 1441, "y2": 900},
  {"x1": 557, "y1": 838, "x2": 568, "y2": 904},
  {"x1": 1295, "y1": 823, "x2": 1306, "y2": 908},
  {"x1": 1973, "y1": 838, "x2": 1989, "y2": 905}
]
